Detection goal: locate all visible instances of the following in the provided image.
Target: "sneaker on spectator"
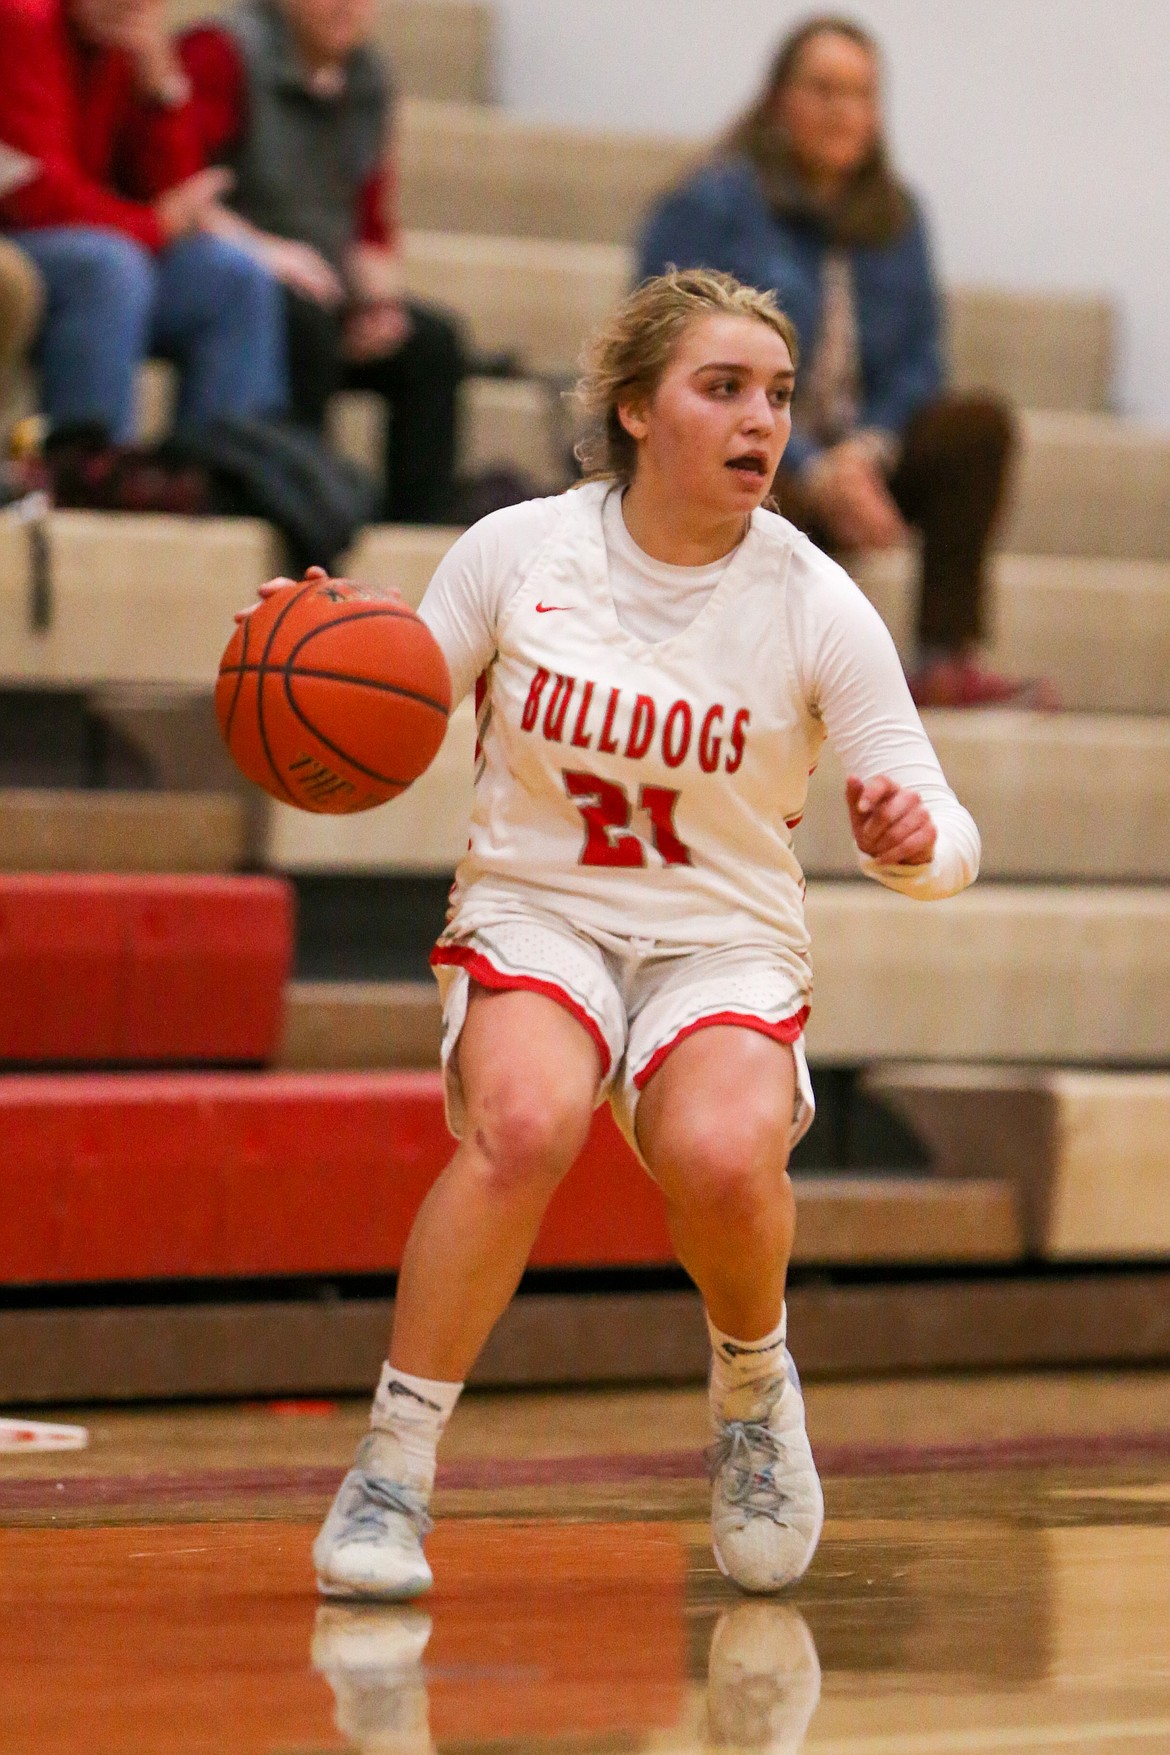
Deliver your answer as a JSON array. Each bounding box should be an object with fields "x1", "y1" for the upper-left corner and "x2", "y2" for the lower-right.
[{"x1": 908, "y1": 653, "x2": 1058, "y2": 710}]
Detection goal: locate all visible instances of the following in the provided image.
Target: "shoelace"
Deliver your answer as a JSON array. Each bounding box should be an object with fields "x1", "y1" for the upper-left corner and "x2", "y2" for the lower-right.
[
  {"x1": 708, "y1": 1417, "x2": 794, "y2": 1527},
  {"x1": 339, "y1": 1473, "x2": 434, "y2": 1545}
]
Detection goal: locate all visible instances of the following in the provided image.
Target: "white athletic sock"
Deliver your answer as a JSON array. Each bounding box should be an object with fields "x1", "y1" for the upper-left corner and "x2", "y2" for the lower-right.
[
  {"x1": 367, "y1": 1363, "x2": 463, "y2": 1494},
  {"x1": 707, "y1": 1307, "x2": 789, "y2": 1424}
]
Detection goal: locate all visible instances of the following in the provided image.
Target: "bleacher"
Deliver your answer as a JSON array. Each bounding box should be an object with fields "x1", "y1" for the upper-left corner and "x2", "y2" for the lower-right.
[{"x1": 2, "y1": 0, "x2": 1169, "y2": 1404}]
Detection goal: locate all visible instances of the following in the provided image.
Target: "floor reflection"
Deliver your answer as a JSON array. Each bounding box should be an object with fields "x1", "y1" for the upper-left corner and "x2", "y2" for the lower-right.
[
  {"x1": 3, "y1": 1469, "x2": 1170, "y2": 1753},
  {"x1": 312, "y1": 1597, "x2": 822, "y2": 1755}
]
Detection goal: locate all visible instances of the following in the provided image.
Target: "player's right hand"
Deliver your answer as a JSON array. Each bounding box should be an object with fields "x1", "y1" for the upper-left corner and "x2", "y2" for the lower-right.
[{"x1": 233, "y1": 567, "x2": 406, "y2": 623}]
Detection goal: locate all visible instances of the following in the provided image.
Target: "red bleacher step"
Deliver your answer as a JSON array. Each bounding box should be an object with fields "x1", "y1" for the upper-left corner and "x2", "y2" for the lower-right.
[
  {"x1": 0, "y1": 875, "x2": 293, "y2": 1063},
  {"x1": 0, "y1": 1070, "x2": 671, "y2": 1283}
]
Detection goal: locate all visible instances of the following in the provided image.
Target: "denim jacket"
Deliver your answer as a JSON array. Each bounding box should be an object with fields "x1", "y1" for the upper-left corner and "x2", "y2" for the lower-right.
[{"x1": 637, "y1": 157, "x2": 945, "y2": 474}]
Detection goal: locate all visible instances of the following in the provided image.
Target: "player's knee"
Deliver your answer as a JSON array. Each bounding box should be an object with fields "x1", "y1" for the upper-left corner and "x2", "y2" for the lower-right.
[
  {"x1": 656, "y1": 1101, "x2": 792, "y2": 1229},
  {"x1": 466, "y1": 1084, "x2": 592, "y2": 1196}
]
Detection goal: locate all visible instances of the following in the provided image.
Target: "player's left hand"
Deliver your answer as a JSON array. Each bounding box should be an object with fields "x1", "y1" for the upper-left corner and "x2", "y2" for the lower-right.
[{"x1": 846, "y1": 774, "x2": 937, "y2": 866}]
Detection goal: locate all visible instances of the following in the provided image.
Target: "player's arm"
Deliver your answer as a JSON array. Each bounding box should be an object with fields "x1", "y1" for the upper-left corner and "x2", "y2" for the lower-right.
[
  {"x1": 240, "y1": 504, "x2": 548, "y2": 707},
  {"x1": 801, "y1": 565, "x2": 980, "y2": 900},
  {"x1": 415, "y1": 531, "x2": 513, "y2": 707},
  {"x1": 416, "y1": 501, "x2": 560, "y2": 706},
  {"x1": 235, "y1": 541, "x2": 494, "y2": 712}
]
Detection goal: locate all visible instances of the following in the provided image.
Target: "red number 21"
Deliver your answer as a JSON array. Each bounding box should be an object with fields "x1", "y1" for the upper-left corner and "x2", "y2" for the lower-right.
[{"x1": 563, "y1": 771, "x2": 692, "y2": 867}]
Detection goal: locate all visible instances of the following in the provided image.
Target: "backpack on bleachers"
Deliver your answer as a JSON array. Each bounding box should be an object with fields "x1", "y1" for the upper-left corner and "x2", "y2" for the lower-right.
[{"x1": 168, "y1": 415, "x2": 377, "y2": 573}]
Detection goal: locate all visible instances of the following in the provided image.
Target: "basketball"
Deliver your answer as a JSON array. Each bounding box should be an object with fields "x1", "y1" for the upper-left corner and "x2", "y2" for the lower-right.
[{"x1": 215, "y1": 574, "x2": 451, "y2": 813}]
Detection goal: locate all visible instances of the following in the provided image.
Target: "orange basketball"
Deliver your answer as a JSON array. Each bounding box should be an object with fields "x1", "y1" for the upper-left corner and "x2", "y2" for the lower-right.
[{"x1": 215, "y1": 575, "x2": 451, "y2": 813}]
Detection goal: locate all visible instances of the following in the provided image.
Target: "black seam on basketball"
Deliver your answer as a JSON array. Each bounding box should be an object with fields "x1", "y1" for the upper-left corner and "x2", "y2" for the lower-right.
[
  {"x1": 222, "y1": 606, "x2": 250, "y2": 745},
  {"x1": 255, "y1": 582, "x2": 317, "y2": 803},
  {"x1": 280, "y1": 669, "x2": 415, "y2": 788},
  {"x1": 290, "y1": 604, "x2": 418, "y2": 630},
  {"x1": 220, "y1": 662, "x2": 449, "y2": 717},
  {"x1": 285, "y1": 614, "x2": 450, "y2": 713}
]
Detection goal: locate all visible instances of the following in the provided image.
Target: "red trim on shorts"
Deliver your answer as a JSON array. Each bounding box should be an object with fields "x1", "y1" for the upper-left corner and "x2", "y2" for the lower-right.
[
  {"x1": 632, "y1": 1005, "x2": 811, "y2": 1092},
  {"x1": 430, "y1": 943, "x2": 613, "y2": 1078}
]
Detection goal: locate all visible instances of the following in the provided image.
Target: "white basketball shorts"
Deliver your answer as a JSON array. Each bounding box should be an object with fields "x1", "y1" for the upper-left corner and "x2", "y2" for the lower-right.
[{"x1": 430, "y1": 897, "x2": 815, "y2": 1166}]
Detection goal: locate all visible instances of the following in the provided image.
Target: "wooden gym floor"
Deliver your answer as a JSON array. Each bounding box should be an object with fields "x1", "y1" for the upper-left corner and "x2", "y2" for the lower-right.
[{"x1": 3, "y1": 1371, "x2": 1170, "y2": 1754}]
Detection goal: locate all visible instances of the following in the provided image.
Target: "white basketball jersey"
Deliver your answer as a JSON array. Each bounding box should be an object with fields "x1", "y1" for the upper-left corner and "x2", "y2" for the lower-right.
[{"x1": 448, "y1": 482, "x2": 822, "y2": 958}]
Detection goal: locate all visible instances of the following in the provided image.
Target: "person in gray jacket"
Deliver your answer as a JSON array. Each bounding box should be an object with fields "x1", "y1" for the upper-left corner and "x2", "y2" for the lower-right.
[{"x1": 182, "y1": 0, "x2": 465, "y2": 524}]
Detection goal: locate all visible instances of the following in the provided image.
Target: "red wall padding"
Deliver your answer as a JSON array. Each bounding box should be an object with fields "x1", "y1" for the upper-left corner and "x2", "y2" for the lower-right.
[
  {"x1": 0, "y1": 875, "x2": 292, "y2": 1063},
  {"x1": 0, "y1": 1071, "x2": 673, "y2": 1283}
]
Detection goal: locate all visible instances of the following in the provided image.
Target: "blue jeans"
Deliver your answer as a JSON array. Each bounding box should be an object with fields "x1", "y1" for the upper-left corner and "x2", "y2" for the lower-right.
[{"x1": 10, "y1": 226, "x2": 288, "y2": 439}]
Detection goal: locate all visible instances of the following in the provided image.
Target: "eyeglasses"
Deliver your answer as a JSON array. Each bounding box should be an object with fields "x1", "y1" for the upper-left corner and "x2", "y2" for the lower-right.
[{"x1": 787, "y1": 75, "x2": 877, "y2": 106}]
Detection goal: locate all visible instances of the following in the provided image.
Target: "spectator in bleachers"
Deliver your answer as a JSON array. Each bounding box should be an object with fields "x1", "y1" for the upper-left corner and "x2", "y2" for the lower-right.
[
  {"x1": 181, "y1": 0, "x2": 467, "y2": 525},
  {"x1": 639, "y1": 16, "x2": 1033, "y2": 707},
  {"x1": 0, "y1": 0, "x2": 288, "y2": 442}
]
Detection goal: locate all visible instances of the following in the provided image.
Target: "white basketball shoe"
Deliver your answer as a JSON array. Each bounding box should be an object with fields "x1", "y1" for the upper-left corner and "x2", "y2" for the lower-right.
[
  {"x1": 311, "y1": 1603, "x2": 434, "y2": 1755},
  {"x1": 709, "y1": 1347, "x2": 824, "y2": 1593},
  {"x1": 313, "y1": 1433, "x2": 434, "y2": 1600}
]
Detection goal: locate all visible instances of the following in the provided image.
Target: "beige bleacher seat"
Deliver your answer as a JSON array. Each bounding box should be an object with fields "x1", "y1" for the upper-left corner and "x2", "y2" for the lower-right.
[
  {"x1": 163, "y1": 0, "x2": 492, "y2": 103},
  {"x1": 357, "y1": 381, "x2": 1170, "y2": 566},
  {"x1": 0, "y1": 788, "x2": 247, "y2": 871},
  {"x1": 265, "y1": 694, "x2": 476, "y2": 871},
  {"x1": 280, "y1": 978, "x2": 442, "y2": 1069},
  {"x1": 851, "y1": 549, "x2": 1170, "y2": 711},
  {"x1": 867, "y1": 1065, "x2": 1170, "y2": 1259},
  {"x1": 0, "y1": 510, "x2": 277, "y2": 688},
  {"x1": 945, "y1": 288, "x2": 1114, "y2": 414},
  {"x1": 788, "y1": 1175, "x2": 1021, "y2": 1264},
  {"x1": 1005, "y1": 410, "x2": 1170, "y2": 559},
  {"x1": 460, "y1": 377, "x2": 568, "y2": 483},
  {"x1": 398, "y1": 100, "x2": 696, "y2": 246},
  {"x1": 402, "y1": 230, "x2": 629, "y2": 377},
  {"x1": 797, "y1": 711, "x2": 1170, "y2": 881},
  {"x1": 804, "y1": 884, "x2": 1170, "y2": 1064}
]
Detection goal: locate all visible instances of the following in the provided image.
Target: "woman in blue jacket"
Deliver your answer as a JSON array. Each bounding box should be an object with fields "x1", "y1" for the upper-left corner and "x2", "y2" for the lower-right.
[{"x1": 640, "y1": 16, "x2": 1029, "y2": 707}]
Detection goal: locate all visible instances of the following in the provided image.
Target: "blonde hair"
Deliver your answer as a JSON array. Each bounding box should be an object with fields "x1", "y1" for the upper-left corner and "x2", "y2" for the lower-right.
[{"x1": 573, "y1": 268, "x2": 800, "y2": 483}]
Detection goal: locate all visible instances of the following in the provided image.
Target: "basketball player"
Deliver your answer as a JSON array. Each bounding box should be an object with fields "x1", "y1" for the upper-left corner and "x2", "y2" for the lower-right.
[{"x1": 257, "y1": 269, "x2": 979, "y2": 1599}]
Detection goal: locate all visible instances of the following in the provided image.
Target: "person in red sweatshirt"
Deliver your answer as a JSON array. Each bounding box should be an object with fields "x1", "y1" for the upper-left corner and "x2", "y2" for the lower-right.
[
  {"x1": 180, "y1": 0, "x2": 465, "y2": 523},
  {"x1": 0, "y1": 0, "x2": 287, "y2": 439}
]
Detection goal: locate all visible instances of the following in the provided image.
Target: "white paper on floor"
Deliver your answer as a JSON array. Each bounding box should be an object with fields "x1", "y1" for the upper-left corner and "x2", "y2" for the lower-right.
[{"x1": 0, "y1": 1418, "x2": 89, "y2": 1452}]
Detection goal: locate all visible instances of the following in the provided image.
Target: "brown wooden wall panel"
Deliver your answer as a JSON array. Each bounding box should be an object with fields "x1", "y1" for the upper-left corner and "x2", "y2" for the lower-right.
[{"x1": 3, "y1": 1272, "x2": 1169, "y2": 1404}]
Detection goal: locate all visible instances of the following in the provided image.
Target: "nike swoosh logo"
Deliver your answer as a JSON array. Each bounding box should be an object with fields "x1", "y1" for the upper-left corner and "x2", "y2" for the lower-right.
[
  {"x1": 535, "y1": 602, "x2": 571, "y2": 613},
  {"x1": 382, "y1": 1380, "x2": 444, "y2": 1412}
]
